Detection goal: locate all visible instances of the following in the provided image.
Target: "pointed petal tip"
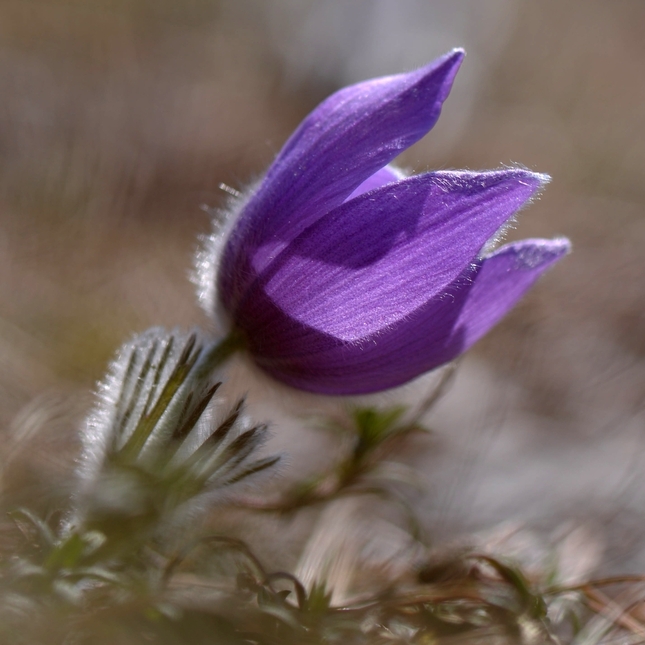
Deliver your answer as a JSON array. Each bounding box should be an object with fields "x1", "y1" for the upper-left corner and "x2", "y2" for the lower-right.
[
  {"x1": 500, "y1": 168, "x2": 551, "y2": 187},
  {"x1": 406, "y1": 49, "x2": 465, "y2": 104},
  {"x1": 485, "y1": 168, "x2": 551, "y2": 201},
  {"x1": 491, "y1": 236, "x2": 572, "y2": 269},
  {"x1": 525, "y1": 236, "x2": 572, "y2": 261},
  {"x1": 542, "y1": 236, "x2": 572, "y2": 263},
  {"x1": 447, "y1": 47, "x2": 466, "y2": 62},
  {"x1": 428, "y1": 168, "x2": 550, "y2": 198},
  {"x1": 550, "y1": 236, "x2": 572, "y2": 253},
  {"x1": 527, "y1": 170, "x2": 551, "y2": 188},
  {"x1": 431, "y1": 48, "x2": 466, "y2": 83}
]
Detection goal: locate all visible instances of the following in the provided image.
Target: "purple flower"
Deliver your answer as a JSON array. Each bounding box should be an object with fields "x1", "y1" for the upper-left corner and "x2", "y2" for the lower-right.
[{"x1": 214, "y1": 49, "x2": 570, "y2": 395}]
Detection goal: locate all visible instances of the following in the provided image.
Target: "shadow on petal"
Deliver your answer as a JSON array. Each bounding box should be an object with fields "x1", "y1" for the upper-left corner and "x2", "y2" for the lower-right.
[
  {"x1": 237, "y1": 238, "x2": 569, "y2": 394},
  {"x1": 232, "y1": 171, "x2": 546, "y2": 345}
]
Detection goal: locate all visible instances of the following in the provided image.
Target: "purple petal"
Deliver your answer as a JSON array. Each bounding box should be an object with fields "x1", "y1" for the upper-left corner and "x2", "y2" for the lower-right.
[
  {"x1": 219, "y1": 50, "x2": 464, "y2": 309},
  {"x1": 345, "y1": 165, "x2": 406, "y2": 201},
  {"x1": 237, "y1": 169, "x2": 547, "y2": 342},
  {"x1": 246, "y1": 238, "x2": 570, "y2": 394}
]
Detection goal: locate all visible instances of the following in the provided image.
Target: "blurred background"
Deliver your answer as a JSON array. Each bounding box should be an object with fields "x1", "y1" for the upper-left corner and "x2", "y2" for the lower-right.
[{"x1": 2, "y1": 0, "x2": 645, "y2": 574}]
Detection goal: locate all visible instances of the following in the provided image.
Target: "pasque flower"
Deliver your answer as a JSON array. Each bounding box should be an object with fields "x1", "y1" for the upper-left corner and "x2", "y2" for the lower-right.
[{"x1": 212, "y1": 49, "x2": 570, "y2": 394}]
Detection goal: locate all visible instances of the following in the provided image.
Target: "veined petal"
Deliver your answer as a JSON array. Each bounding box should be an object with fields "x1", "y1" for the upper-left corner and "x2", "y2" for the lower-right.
[
  {"x1": 238, "y1": 169, "x2": 547, "y2": 342},
  {"x1": 248, "y1": 238, "x2": 570, "y2": 394},
  {"x1": 219, "y1": 50, "x2": 464, "y2": 309}
]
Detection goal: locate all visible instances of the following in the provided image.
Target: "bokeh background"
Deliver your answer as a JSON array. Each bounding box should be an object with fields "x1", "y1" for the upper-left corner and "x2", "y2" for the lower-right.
[{"x1": 2, "y1": 0, "x2": 645, "y2": 573}]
